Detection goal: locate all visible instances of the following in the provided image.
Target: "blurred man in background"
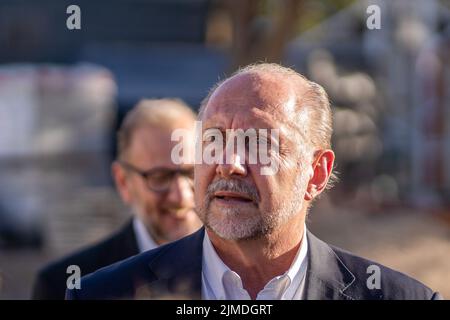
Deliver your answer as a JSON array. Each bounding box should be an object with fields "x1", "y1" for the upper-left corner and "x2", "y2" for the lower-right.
[{"x1": 32, "y1": 98, "x2": 202, "y2": 299}]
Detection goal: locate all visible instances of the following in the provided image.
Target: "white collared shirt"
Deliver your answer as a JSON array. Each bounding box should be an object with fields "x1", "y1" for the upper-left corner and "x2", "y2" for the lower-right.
[
  {"x1": 132, "y1": 217, "x2": 158, "y2": 253},
  {"x1": 201, "y1": 226, "x2": 309, "y2": 300}
]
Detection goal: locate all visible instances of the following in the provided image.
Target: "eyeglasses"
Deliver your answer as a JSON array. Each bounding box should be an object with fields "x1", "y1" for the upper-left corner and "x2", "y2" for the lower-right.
[{"x1": 118, "y1": 161, "x2": 194, "y2": 193}]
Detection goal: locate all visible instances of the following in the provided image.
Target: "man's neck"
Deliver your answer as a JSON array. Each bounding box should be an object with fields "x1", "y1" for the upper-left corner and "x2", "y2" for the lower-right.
[
  {"x1": 207, "y1": 215, "x2": 305, "y2": 299},
  {"x1": 133, "y1": 217, "x2": 161, "y2": 252}
]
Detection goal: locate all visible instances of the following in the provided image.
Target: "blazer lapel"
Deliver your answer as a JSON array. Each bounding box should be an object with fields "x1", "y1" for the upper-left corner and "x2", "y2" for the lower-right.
[
  {"x1": 303, "y1": 231, "x2": 356, "y2": 300},
  {"x1": 118, "y1": 219, "x2": 140, "y2": 257},
  {"x1": 96, "y1": 219, "x2": 139, "y2": 267},
  {"x1": 142, "y1": 228, "x2": 356, "y2": 300},
  {"x1": 144, "y1": 227, "x2": 204, "y2": 299}
]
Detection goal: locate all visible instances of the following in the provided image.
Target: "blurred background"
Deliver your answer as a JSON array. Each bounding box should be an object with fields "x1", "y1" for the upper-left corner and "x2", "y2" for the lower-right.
[{"x1": 0, "y1": 0, "x2": 449, "y2": 299}]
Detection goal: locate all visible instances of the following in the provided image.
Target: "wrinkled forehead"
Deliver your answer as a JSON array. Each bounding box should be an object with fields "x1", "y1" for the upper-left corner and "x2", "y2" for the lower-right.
[
  {"x1": 202, "y1": 72, "x2": 309, "y2": 133},
  {"x1": 204, "y1": 73, "x2": 299, "y2": 127}
]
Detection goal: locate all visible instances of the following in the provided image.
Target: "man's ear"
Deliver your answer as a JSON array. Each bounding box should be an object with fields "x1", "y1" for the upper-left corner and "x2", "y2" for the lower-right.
[
  {"x1": 304, "y1": 150, "x2": 335, "y2": 201},
  {"x1": 111, "y1": 161, "x2": 132, "y2": 204}
]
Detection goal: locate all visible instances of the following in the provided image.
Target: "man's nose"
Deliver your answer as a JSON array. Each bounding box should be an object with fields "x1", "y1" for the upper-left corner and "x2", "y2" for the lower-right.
[
  {"x1": 216, "y1": 153, "x2": 247, "y2": 179},
  {"x1": 165, "y1": 175, "x2": 193, "y2": 208}
]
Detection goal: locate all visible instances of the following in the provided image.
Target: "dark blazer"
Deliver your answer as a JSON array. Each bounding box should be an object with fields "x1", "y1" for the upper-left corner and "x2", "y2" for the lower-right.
[
  {"x1": 32, "y1": 219, "x2": 139, "y2": 300},
  {"x1": 66, "y1": 228, "x2": 443, "y2": 300}
]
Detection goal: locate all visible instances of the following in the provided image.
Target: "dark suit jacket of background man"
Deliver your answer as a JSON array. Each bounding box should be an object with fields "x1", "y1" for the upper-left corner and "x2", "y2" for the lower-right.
[
  {"x1": 66, "y1": 227, "x2": 443, "y2": 300},
  {"x1": 32, "y1": 219, "x2": 139, "y2": 299}
]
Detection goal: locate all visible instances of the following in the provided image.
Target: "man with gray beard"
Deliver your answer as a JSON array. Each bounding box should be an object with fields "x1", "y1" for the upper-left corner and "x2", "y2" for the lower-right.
[{"x1": 67, "y1": 63, "x2": 442, "y2": 300}]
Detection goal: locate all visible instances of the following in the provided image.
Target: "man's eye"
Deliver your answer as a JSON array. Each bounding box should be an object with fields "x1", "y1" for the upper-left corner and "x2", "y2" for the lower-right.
[
  {"x1": 204, "y1": 135, "x2": 216, "y2": 142},
  {"x1": 203, "y1": 131, "x2": 219, "y2": 143}
]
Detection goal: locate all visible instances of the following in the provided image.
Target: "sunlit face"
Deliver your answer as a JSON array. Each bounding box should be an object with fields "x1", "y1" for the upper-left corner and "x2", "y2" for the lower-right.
[
  {"x1": 195, "y1": 73, "x2": 314, "y2": 240},
  {"x1": 117, "y1": 123, "x2": 202, "y2": 244}
]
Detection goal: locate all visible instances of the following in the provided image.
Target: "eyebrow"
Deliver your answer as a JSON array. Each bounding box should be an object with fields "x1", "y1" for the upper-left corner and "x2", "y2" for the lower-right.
[{"x1": 202, "y1": 127, "x2": 227, "y2": 137}]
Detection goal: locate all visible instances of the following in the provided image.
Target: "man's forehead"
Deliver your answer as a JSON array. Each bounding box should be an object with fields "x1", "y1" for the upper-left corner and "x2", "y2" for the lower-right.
[
  {"x1": 126, "y1": 125, "x2": 195, "y2": 167},
  {"x1": 203, "y1": 73, "x2": 299, "y2": 125},
  {"x1": 202, "y1": 106, "x2": 284, "y2": 131},
  {"x1": 130, "y1": 125, "x2": 193, "y2": 154}
]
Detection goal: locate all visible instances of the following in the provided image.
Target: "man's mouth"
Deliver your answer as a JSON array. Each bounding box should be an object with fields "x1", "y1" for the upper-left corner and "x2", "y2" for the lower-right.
[{"x1": 213, "y1": 191, "x2": 254, "y2": 203}]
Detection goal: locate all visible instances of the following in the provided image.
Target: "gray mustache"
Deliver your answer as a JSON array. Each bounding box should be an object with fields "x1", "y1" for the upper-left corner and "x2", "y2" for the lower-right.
[{"x1": 206, "y1": 179, "x2": 260, "y2": 203}]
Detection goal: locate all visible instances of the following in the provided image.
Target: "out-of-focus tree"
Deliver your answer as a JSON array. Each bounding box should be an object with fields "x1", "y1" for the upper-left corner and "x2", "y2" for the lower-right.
[
  {"x1": 206, "y1": 0, "x2": 356, "y2": 71},
  {"x1": 228, "y1": 0, "x2": 303, "y2": 68}
]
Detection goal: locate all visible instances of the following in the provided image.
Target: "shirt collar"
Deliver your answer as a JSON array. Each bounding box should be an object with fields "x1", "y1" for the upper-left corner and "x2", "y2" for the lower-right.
[
  {"x1": 285, "y1": 228, "x2": 308, "y2": 283},
  {"x1": 202, "y1": 230, "x2": 231, "y2": 299},
  {"x1": 132, "y1": 217, "x2": 158, "y2": 253},
  {"x1": 202, "y1": 225, "x2": 308, "y2": 300}
]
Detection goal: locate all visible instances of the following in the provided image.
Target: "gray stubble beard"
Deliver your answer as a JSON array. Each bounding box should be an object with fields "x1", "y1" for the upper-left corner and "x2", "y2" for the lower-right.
[{"x1": 197, "y1": 171, "x2": 308, "y2": 241}]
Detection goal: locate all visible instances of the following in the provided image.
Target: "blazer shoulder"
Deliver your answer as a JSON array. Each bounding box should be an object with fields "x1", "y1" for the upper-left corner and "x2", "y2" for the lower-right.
[
  {"x1": 33, "y1": 221, "x2": 137, "y2": 299},
  {"x1": 330, "y1": 245, "x2": 438, "y2": 300},
  {"x1": 67, "y1": 235, "x2": 191, "y2": 300},
  {"x1": 38, "y1": 223, "x2": 134, "y2": 278}
]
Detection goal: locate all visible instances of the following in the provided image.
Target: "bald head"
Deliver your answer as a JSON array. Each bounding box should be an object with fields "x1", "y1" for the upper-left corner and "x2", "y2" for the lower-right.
[{"x1": 199, "y1": 63, "x2": 333, "y2": 152}]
